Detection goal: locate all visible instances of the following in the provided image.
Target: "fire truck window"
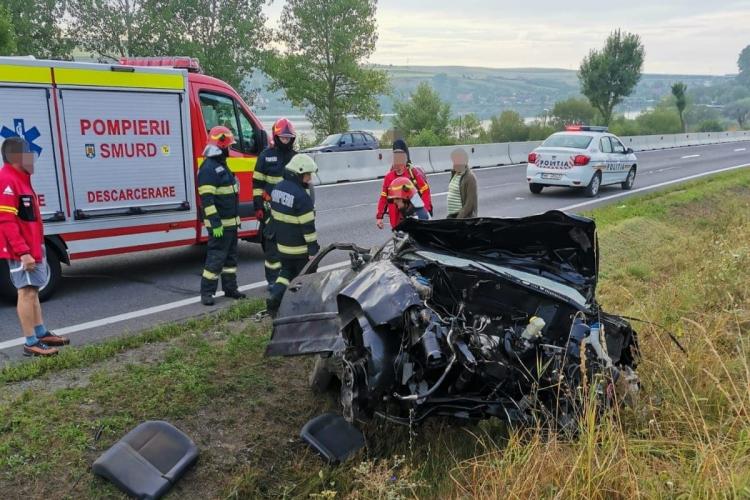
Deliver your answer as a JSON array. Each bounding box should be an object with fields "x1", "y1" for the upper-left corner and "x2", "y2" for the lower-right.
[
  {"x1": 199, "y1": 92, "x2": 240, "y2": 146},
  {"x1": 236, "y1": 111, "x2": 257, "y2": 154}
]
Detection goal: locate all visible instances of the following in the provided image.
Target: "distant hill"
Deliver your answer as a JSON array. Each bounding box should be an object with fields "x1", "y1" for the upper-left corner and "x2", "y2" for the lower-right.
[{"x1": 249, "y1": 65, "x2": 733, "y2": 121}]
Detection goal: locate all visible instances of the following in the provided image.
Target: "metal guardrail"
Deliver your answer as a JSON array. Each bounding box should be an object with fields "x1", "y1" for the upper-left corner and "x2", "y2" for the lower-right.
[{"x1": 311, "y1": 130, "x2": 750, "y2": 185}]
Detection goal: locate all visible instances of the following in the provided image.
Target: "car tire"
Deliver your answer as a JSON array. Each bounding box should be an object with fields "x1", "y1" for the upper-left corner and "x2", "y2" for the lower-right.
[
  {"x1": 0, "y1": 245, "x2": 62, "y2": 303},
  {"x1": 529, "y1": 183, "x2": 544, "y2": 194},
  {"x1": 39, "y1": 247, "x2": 62, "y2": 302},
  {"x1": 621, "y1": 167, "x2": 636, "y2": 190},
  {"x1": 584, "y1": 172, "x2": 601, "y2": 197}
]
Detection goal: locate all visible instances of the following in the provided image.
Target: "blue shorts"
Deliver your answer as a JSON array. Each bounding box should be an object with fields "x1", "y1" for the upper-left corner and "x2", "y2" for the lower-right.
[{"x1": 7, "y1": 250, "x2": 48, "y2": 289}]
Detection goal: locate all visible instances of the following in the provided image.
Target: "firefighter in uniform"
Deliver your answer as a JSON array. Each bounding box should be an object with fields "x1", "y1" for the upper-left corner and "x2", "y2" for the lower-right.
[
  {"x1": 266, "y1": 154, "x2": 319, "y2": 315},
  {"x1": 198, "y1": 126, "x2": 247, "y2": 306},
  {"x1": 253, "y1": 118, "x2": 297, "y2": 289}
]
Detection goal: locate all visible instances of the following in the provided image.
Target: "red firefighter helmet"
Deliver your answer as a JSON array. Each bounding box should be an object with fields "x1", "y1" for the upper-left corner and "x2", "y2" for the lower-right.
[
  {"x1": 387, "y1": 177, "x2": 416, "y2": 200},
  {"x1": 272, "y1": 117, "x2": 296, "y2": 139},
  {"x1": 207, "y1": 126, "x2": 236, "y2": 149}
]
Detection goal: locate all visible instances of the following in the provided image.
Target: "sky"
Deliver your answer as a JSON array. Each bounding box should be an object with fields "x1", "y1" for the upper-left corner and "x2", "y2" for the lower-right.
[{"x1": 266, "y1": 0, "x2": 750, "y2": 75}]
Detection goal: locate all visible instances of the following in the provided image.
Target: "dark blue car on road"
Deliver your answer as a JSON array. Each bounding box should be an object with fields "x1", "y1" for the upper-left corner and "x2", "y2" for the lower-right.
[{"x1": 303, "y1": 131, "x2": 380, "y2": 153}]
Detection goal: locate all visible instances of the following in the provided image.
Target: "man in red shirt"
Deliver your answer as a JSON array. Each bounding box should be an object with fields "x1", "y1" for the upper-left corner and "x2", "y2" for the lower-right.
[
  {"x1": 0, "y1": 137, "x2": 69, "y2": 356},
  {"x1": 376, "y1": 140, "x2": 432, "y2": 230}
]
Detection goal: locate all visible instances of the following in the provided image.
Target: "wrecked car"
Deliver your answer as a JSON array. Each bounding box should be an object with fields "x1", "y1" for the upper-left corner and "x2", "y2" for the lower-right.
[{"x1": 265, "y1": 211, "x2": 640, "y2": 461}]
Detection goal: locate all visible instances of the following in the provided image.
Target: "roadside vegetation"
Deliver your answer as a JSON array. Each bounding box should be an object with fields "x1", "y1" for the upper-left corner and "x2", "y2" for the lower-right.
[{"x1": 2, "y1": 169, "x2": 750, "y2": 498}]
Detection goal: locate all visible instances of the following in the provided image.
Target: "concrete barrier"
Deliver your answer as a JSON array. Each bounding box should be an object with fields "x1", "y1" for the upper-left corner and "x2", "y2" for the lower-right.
[
  {"x1": 508, "y1": 141, "x2": 541, "y2": 164},
  {"x1": 313, "y1": 149, "x2": 391, "y2": 184},
  {"x1": 310, "y1": 131, "x2": 746, "y2": 185},
  {"x1": 408, "y1": 147, "x2": 434, "y2": 174}
]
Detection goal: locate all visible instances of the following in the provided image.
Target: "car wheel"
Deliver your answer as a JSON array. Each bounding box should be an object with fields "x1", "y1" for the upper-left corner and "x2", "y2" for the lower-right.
[
  {"x1": 38, "y1": 247, "x2": 62, "y2": 302},
  {"x1": 529, "y1": 183, "x2": 544, "y2": 194},
  {"x1": 621, "y1": 167, "x2": 636, "y2": 190},
  {"x1": 584, "y1": 172, "x2": 601, "y2": 197},
  {"x1": 0, "y1": 244, "x2": 62, "y2": 303}
]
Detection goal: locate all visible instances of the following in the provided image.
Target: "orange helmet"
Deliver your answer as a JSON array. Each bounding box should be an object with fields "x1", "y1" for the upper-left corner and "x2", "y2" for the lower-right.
[
  {"x1": 387, "y1": 177, "x2": 416, "y2": 200},
  {"x1": 272, "y1": 118, "x2": 296, "y2": 139},
  {"x1": 207, "y1": 126, "x2": 236, "y2": 149}
]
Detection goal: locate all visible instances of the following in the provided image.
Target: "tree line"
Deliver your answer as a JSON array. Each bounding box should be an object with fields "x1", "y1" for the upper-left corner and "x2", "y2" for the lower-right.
[
  {"x1": 0, "y1": 0, "x2": 388, "y2": 137},
  {"x1": 1, "y1": 3, "x2": 747, "y2": 144}
]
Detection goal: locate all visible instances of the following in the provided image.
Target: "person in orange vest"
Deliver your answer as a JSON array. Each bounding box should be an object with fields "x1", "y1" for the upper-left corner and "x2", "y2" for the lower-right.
[{"x1": 376, "y1": 139, "x2": 432, "y2": 230}]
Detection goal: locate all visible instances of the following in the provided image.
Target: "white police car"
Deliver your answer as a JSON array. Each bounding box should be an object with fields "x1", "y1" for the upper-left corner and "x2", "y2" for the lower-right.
[{"x1": 526, "y1": 126, "x2": 637, "y2": 197}]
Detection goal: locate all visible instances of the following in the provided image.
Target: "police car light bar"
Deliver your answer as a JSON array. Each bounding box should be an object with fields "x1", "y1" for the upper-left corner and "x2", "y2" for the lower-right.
[
  {"x1": 565, "y1": 125, "x2": 609, "y2": 132},
  {"x1": 118, "y1": 57, "x2": 202, "y2": 73}
]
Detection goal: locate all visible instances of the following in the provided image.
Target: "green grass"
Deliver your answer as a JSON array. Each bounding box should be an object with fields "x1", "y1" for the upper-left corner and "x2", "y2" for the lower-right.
[{"x1": 3, "y1": 169, "x2": 750, "y2": 498}]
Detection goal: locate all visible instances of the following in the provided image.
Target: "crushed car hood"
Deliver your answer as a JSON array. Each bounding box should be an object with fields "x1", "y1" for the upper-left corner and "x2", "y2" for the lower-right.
[{"x1": 397, "y1": 210, "x2": 598, "y2": 302}]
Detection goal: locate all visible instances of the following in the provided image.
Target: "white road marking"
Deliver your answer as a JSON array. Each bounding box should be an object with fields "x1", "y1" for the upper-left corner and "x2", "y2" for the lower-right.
[
  {"x1": 3, "y1": 159, "x2": 749, "y2": 353},
  {"x1": 735, "y1": 148, "x2": 747, "y2": 152},
  {"x1": 0, "y1": 261, "x2": 350, "y2": 351},
  {"x1": 681, "y1": 154, "x2": 701, "y2": 159}
]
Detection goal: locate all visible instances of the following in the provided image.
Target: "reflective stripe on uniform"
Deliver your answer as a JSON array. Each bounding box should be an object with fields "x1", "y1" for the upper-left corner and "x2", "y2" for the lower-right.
[
  {"x1": 272, "y1": 209, "x2": 315, "y2": 225},
  {"x1": 203, "y1": 269, "x2": 219, "y2": 280},
  {"x1": 276, "y1": 276, "x2": 290, "y2": 286},
  {"x1": 253, "y1": 188, "x2": 265, "y2": 197},
  {"x1": 277, "y1": 243, "x2": 309, "y2": 255},
  {"x1": 380, "y1": 191, "x2": 387, "y2": 197},
  {"x1": 264, "y1": 260, "x2": 282, "y2": 270},
  {"x1": 215, "y1": 185, "x2": 237, "y2": 195},
  {"x1": 0, "y1": 205, "x2": 18, "y2": 214},
  {"x1": 304, "y1": 232, "x2": 318, "y2": 243},
  {"x1": 203, "y1": 219, "x2": 212, "y2": 228},
  {"x1": 222, "y1": 267, "x2": 237, "y2": 274},
  {"x1": 419, "y1": 184, "x2": 429, "y2": 193},
  {"x1": 204, "y1": 205, "x2": 218, "y2": 216},
  {"x1": 253, "y1": 171, "x2": 267, "y2": 181},
  {"x1": 221, "y1": 216, "x2": 241, "y2": 227},
  {"x1": 198, "y1": 185, "x2": 217, "y2": 195},
  {"x1": 266, "y1": 175, "x2": 283, "y2": 185}
]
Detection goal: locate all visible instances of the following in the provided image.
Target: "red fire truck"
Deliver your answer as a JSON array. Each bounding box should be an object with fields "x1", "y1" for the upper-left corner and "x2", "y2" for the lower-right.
[{"x1": 0, "y1": 56, "x2": 268, "y2": 300}]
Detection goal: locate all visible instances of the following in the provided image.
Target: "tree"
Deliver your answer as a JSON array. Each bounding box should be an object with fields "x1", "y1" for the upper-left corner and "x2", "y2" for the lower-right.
[
  {"x1": 70, "y1": 0, "x2": 267, "y2": 102},
  {"x1": 0, "y1": 5, "x2": 16, "y2": 56},
  {"x1": 724, "y1": 98, "x2": 750, "y2": 128},
  {"x1": 550, "y1": 97, "x2": 597, "y2": 129},
  {"x1": 148, "y1": 0, "x2": 268, "y2": 101},
  {"x1": 671, "y1": 82, "x2": 688, "y2": 132},
  {"x1": 262, "y1": 0, "x2": 389, "y2": 137},
  {"x1": 392, "y1": 82, "x2": 451, "y2": 142},
  {"x1": 578, "y1": 29, "x2": 645, "y2": 125},
  {"x1": 4, "y1": 0, "x2": 74, "y2": 59},
  {"x1": 488, "y1": 111, "x2": 529, "y2": 142},
  {"x1": 451, "y1": 113, "x2": 483, "y2": 143},
  {"x1": 69, "y1": 0, "x2": 153, "y2": 60},
  {"x1": 738, "y1": 45, "x2": 750, "y2": 85}
]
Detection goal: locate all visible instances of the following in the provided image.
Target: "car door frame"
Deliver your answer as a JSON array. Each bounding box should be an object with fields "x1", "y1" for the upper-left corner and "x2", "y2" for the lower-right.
[
  {"x1": 609, "y1": 136, "x2": 630, "y2": 182},
  {"x1": 598, "y1": 135, "x2": 615, "y2": 185}
]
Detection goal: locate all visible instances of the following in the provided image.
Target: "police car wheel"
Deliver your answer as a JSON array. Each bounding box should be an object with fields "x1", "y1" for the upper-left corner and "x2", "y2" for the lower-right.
[
  {"x1": 529, "y1": 183, "x2": 544, "y2": 194},
  {"x1": 621, "y1": 167, "x2": 636, "y2": 190},
  {"x1": 584, "y1": 172, "x2": 601, "y2": 197}
]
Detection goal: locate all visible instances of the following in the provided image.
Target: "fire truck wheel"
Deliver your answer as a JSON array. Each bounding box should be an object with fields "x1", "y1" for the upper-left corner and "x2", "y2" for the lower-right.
[
  {"x1": 0, "y1": 246, "x2": 62, "y2": 303},
  {"x1": 38, "y1": 246, "x2": 62, "y2": 302}
]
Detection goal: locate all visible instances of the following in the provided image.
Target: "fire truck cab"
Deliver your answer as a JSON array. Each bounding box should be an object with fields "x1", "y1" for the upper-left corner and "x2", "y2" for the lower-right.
[{"x1": 0, "y1": 56, "x2": 268, "y2": 300}]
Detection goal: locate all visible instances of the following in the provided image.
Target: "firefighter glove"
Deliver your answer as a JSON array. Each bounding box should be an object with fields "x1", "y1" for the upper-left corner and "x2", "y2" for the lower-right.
[{"x1": 212, "y1": 226, "x2": 224, "y2": 239}]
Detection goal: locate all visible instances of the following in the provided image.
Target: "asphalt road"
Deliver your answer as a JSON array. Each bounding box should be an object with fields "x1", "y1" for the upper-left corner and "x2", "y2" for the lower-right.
[{"x1": 1, "y1": 141, "x2": 748, "y2": 363}]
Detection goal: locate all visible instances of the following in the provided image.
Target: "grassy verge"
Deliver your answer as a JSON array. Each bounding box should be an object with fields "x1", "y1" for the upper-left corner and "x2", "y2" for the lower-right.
[{"x1": 2, "y1": 169, "x2": 750, "y2": 498}]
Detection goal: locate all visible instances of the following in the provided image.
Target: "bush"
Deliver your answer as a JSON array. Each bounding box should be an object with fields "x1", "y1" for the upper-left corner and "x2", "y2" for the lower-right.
[
  {"x1": 409, "y1": 129, "x2": 451, "y2": 147},
  {"x1": 488, "y1": 110, "x2": 529, "y2": 142},
  {"x1": 696, "y1": 119, "x2": 725, "y2": 132},
  {"x1": 527, "y1": 123, "x2": 556, "y2": 141},
  {"x1": 609, "y1": 116, "x2": 642, "y2": 137},
  {"x1": 635, "y1": 108, "x2": 683, "y2": 135}
]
